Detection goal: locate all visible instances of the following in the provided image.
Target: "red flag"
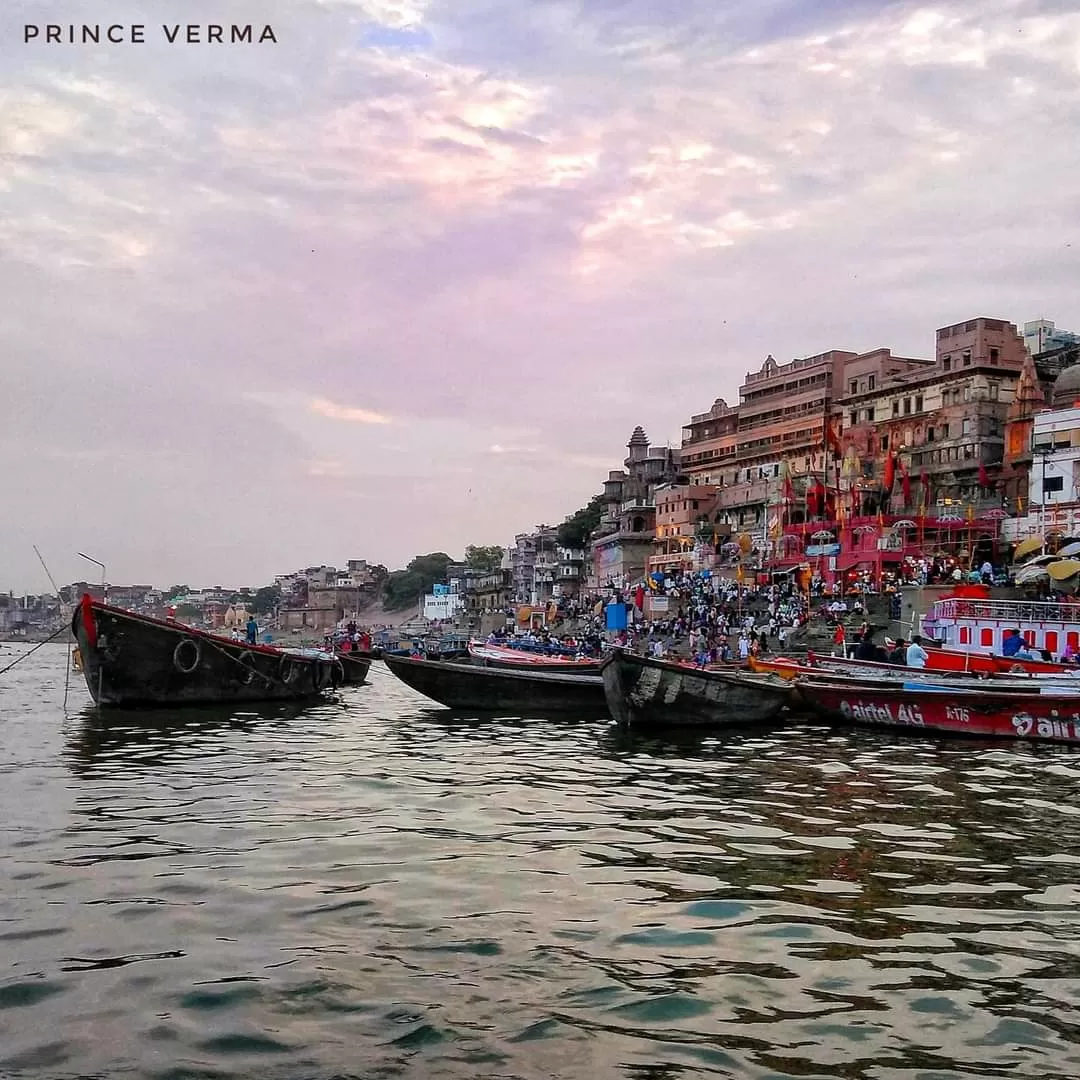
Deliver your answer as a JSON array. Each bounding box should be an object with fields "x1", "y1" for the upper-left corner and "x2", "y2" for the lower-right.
[
  {"x1": 824, "y1": 416, "x2": 843, "y2": 458},
  {"x1": 883, "y1": 451, "x2": 895, "y2": 494},
  {"x1": 978, "y1": 461, "x2": 989, "y2": 489},
  {"x1": 634, "y1": 585, "x2": 645, "y2": 609},
  {"x1": 901, "y1": 467, "x2": 911, "y2": 506},
  {"x1": 921, "y1": 469, "x2": 931, "y2": 509}
]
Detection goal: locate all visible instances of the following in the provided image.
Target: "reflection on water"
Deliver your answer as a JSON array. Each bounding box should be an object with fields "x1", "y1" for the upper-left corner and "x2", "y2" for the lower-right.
[{"x1": 1, "y1": 646, "x2": 1080, "y2": 1079}]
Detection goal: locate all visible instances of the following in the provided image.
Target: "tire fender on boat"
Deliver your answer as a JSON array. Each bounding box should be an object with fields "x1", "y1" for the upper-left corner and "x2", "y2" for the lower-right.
[
  {"x1": 279, "y1": 655, "x2": 299, "y2": 684},
  {"x1": 173, "y1": 638, "x2": 201, "y2": 674}
]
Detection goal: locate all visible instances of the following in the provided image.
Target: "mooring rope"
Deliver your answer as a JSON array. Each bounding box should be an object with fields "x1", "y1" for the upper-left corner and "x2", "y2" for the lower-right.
[{"x1": 0, "y1": 626, "x2": 68, "y2": 677}]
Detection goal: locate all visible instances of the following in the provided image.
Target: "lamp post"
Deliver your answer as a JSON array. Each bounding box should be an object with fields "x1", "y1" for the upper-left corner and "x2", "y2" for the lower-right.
[
  {"x1": 1037, "y1": 446, "x2": 1054, "y2": 538},
  {"x1": 76, "y1": 552, "x2": 106, "y2": 592}
]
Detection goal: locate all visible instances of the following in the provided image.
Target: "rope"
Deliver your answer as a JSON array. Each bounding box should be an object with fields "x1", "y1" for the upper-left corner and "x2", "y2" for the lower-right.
[
  {"x1": 197, "y1": 634, "x2": 283, "y2": 686},
  {"x1": 0, "y1": 626, "x2": 68, "y2": 677}
]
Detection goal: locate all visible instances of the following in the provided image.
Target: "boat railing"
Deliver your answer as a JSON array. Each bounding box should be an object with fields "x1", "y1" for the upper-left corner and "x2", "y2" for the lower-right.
[{"x1": 931, "y1": 598, "x2": 1080, "y2": 623}]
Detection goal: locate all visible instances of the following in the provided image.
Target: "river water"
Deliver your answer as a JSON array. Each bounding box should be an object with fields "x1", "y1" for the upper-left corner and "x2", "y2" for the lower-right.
[{"x1": 2, "y1": 643, "x2": 1080, "y2": 1079}]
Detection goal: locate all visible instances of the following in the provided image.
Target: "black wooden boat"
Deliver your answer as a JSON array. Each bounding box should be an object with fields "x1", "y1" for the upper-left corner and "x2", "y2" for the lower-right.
[
  {"x1": 72, "y1": 594, "x2": 342, "y2": 709},
  {"x1": 383, "y1": 653, "x2": 608, "y2": 714},
  {"x1": 334, "y1": 650, "x2": 373, "y2": 684},
  {"x1": 601, "y1": 649, "x2": 793, "y2": 728}
]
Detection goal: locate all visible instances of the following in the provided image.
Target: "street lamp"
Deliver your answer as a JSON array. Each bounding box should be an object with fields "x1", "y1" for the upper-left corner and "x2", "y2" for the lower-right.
[
  {"x1": 76, "y1": 552, "x2": 106, "y2": 589},
  {"x1": 1036, "y1": 446, "x2": 1055, "y2": 537}
]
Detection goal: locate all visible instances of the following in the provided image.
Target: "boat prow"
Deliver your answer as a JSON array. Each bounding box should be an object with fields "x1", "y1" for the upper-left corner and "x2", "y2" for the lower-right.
[{"x1": 601, "y1": 649, "x2": 793, "y2": 728}]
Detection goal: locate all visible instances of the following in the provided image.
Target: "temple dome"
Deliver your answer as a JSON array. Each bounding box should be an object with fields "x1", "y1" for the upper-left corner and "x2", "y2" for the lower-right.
[{"x1": 1051, "y1": 363, "x2": 1080, "y2": 408}]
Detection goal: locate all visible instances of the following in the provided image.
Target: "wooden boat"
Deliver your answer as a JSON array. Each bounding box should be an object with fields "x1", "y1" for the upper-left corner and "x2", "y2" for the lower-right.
[
  {"x1": 72, "y1": 594, "x2": 342, "y2": 709},
  {"x1": 601, "y1": 649, "x2": 793, "y2": 728},
  {"x1": 798, "y1": 678, "x2": 1080, "y2": 743},
  {"x1": 751, "y1": 646, "x2": 1076, "y2": 679},
  {"x1": 383, "y1": 653, "x2": 608, "y2": 714},
  {"x1": 749, "y1": 654, "x2": 1080, "y2": 688},
  {"x1": 468, "y1": 642, "x2": 602, "y2": 674},
  {"x1": 333, "y1": 650, "x2": 372, "y2": 685}
]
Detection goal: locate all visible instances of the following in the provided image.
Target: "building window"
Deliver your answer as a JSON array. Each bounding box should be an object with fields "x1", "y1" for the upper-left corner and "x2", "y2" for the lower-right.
[
  {"x1": 868, "y1": 374, "x2": 876, "y2": 391},
  {"x1": 990, "y1": 347, "x2": 999, "y2": 364},
  {"x1": 963, "y1": 351, "x2": 971, "y2": 366},
  {"x1": 892, "y1": 401, "x2": 899, "y2": 416},
  {"x1": 962, "y1": 418, "x2": 972, "y2": 435},
  {"x1": 941, "y1": 423, "x2": 948, "y2": 438},
  {"x1": 849, "y1": 379, "x2": 858, "y2": 394},
  {"x1": 990, "y1": 382, "x2": 999, "y2": 401},
  {"x1": 863, "y1": 409, "x2": 873, "y2": 422},
  {"x1": 914, "y1": 395, "x2": 923, "y2": 412},
  {"x1": 903, "y1": 398, "x2": 912, "y2": 415},
  {"x1": 1043, "y1": 476, "x2": 1064, "y2": 495},
  {"x1": 943, "y1": 356, "x2": 952, "y2": 371},
  {"x1": 850, "y1": 411, "x2": 858, "y2": 426},
  {"x1": 881, "y1": 434, "x2": 889, "y2": 450},
  {"x1": 927, "y1": 427, "x2": 935, "y2": 442}
]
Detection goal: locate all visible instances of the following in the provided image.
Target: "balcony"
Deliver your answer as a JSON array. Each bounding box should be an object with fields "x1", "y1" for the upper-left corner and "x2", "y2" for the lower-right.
[{"x1": 620, "y1": 497, "x2": 654, "y2": 513}]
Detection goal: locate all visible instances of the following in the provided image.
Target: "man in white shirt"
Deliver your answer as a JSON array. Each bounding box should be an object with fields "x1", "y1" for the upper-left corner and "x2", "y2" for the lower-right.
[{"x1": 906, "y1": 634, "x2": 929, "y2": 668}]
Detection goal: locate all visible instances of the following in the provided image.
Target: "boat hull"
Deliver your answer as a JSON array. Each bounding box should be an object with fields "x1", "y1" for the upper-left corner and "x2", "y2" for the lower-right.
[
  {"x1": 383, "y1": 654, "x2": 608, "y2": 713},
  {"x1": 73, "y1": 595, "x2": 340, "y2": 709},
  {"x1": 334, "y1": 651, "x2": 373, "y2": 684},
  {"x1": 602, "y1": 650, "x2": 793, "y2": 728},
  {"x1": 799, "y1": 680, "x2": 1080, "y2": 743}
]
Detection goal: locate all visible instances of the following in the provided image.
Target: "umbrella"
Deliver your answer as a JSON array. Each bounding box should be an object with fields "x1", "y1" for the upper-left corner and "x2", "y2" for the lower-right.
[
  {"x1": 1047, "y1": 559, "x2": 1080, "y2": 582},
  {"x1": 1015, "y1": 563, "x2": 1050, "y2": 584},
  {"x1": 853, "y1": 525, "x2": 876, "y2": 534},
  {"x1": 811, "y1": 530, "x2": 834, "y2": 541},
  {"x1": 1058, "y1": 541, "x2": 1080, "y2": 558},
  {"x1": 891, "y1": 519, "x2": 917, "y2": 529},
  {"x1": 1014, "y1": 535, "x2": 1045, "y2": 561},
  {"x1": 983, "y1": 508, "x2": 1008, "y2": 520}
]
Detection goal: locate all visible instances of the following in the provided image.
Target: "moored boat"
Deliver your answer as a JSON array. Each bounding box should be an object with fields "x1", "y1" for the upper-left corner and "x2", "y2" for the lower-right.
[
  {"x1": 333, "y1": 650, "x2": 373, "y2": 685},
  {"x1": 797, "y1": 678, "x2": 1080, "y2": 743},
  {"x1": 468, "y1": 642, "x2": 602, "y2": 674},
  {"x1": 601, "y1": 649, "x2": 793, "y2": 728},
  {"x1": 383, "y1": 653, "x2": 608, "y2": 714},
  {"x1": 73, "y1": 594, "x2": 342, "y2": 709}
]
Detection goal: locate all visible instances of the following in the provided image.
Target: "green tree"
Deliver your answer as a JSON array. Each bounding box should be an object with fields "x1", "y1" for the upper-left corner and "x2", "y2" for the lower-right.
[
  {"x1": 464, "y1": 545, "x2": 504, "y2": 572},
  {"x1": 250, "y1": 584, "x2": 282, "y2": 615},
  {"x1": 382, "y1": 552, "x2": 454, "y2": 611},
  {"x1": 557, "y1": 494, "x2": 606, "y2": 549}
]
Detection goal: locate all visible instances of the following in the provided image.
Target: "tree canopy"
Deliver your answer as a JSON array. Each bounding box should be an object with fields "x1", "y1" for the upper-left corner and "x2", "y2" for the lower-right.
[
  {"x1": 556, "y1": 494, "x2": 606, "y2": 549},
  {"x1": 382, "y1": 552, "x2": 454, "y2": 611},
  {"x1": 250, "y1": 584, "x2": 282, "y2": 615},
  {"x1": 464, "y1": 545, "x2": 504, "y2": 572}
]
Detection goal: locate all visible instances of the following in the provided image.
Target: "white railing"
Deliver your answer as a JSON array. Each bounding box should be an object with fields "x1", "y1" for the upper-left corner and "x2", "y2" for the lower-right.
[{"x1": 932, "y1": 597, "x2": 1080, "y2": 623}]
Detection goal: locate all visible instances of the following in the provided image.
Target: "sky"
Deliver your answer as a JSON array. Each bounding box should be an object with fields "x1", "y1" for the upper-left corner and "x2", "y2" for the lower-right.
[{"x1": 1, "y1": 0, "x2": 1078, "y2": 591}]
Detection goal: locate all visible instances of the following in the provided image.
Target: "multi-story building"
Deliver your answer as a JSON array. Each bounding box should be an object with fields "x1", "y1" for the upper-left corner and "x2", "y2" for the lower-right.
[
  {"x1": 462, "y1": 568, "x2": 512, "y2": 615},
  {"x1": 554, "y1": 547, "x2": 585, "y2": 599},
  {"x1": 680, "y1": 348, "x2": 928, "y2": 540},
  {"x1": 509, "y1": 525, "x2": 559, "y2": 604},
  {"x1": 650, "y1": 483, "x2": 721, "y2": 574},
  {"x1": 588, "y1": 427, "x2": 682, "y2": 589},
  {"x1": 1024, "y1": 319, "x2": 1080, "y2": 357}
]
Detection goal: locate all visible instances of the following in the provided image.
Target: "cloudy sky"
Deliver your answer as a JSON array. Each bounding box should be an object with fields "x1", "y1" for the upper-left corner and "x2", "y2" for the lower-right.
[{"x1": 2, "y1": 0, "x2": 1078, "y2": 591}]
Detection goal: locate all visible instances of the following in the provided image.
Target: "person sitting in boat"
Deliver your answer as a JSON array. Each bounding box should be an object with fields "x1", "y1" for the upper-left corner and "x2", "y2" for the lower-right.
[
  {"x1": 1001, "y1": 629, "x2": 1023, "y2": 658},
  {"x1": 885, "y1": 637, "x2": 907, "y2": 665},
  {"x1": 905, "y1": 635, "x2": 929, "y2": 668},
  {"x1": 855, "y1": 630, "x2": 887, "y2": 663},
  {"x1": 1013, "y1": 641, "x2": 1038, "y2": 661}
]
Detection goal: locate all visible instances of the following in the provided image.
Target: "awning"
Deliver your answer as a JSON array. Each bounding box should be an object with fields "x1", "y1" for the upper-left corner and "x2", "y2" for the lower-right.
[{"x1": 1014, "y1": 535, "x2": 1045, "y2": 561}]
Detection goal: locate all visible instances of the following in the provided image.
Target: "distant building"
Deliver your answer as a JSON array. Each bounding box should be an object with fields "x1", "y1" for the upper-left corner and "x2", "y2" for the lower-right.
[
  {"x1": 1024, "y1": 319, "x2": 1080, "y2": 357},
  {"x1": 423, "y1": 583, "x2": 464, "y2": 621}
]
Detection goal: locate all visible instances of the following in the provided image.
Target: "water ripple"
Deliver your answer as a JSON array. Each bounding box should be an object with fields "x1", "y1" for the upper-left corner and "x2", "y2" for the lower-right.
[{"x1": 1, "y1": 646, "x2": 1079, "y2": 1078}]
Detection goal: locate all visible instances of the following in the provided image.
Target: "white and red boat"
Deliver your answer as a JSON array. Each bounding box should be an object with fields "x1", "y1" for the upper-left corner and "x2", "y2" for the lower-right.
[
  {"x1": 468, "y1": 642, "x2": 601, "y2": 673},
  {"x1": 750, "y1": 649, "x2": 1080, "y2": 680},
  {"x1": 920, "y1": 584, "x2": 1080, "y2": 663},
  {"x1": 799, "y1": 678, "x2": 1080, "y2": 744}
]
